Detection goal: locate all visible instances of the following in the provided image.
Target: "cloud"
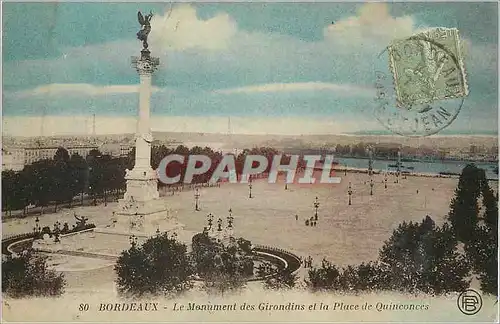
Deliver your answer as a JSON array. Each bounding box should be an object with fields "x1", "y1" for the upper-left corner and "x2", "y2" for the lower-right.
[
  {"x1": 2, "y1": 115, "x2": 383, "y2": 137},
  {"x1": 149, "y1": 4, "x2": 237, "y2": 52},
  {"x1": 213, "y1": 82, "x2": 373, "y2": 97},
  {"x1": 13, "y1": 83, "x2": 162, "y2": 98},
  {"x1": 2, "y1": 3, "x2": 496, "y2": 137},
  {"x1": 324, "y1": 3, "x2": 416, "y2": 47}
]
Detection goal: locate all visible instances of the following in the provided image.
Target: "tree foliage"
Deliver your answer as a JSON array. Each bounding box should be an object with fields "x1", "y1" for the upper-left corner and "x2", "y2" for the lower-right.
[
  {"x1": 446, "y1": 164, "x2": 498, "y2": 295},
  {"x1": 378, "y1": 216, "x2": 470, "y2": 294},
  {"x1": 114, "y1": 233, "x2": 194, "y2": 298},
  {"x1": 307, "y1": 216, "x2": 470, "y2": 295},
  {"x1": 2, "y1": 150, "x2": 127, "y2": 216},
  {"x1": 264, "y1": 268, "x2": 298, "y2": 290},
  {"x1": 306, "y1": 260, "x2": 390, "y2": 293},
  {"x1": 2, "y1": 250, "x2": 66, "y2": 298},
  {"x1": 447, "y1": 164, "x2": 485, "y2": 242},
  {"x1": 191, "y1": 232, "x2": 254, "y2": 295}
]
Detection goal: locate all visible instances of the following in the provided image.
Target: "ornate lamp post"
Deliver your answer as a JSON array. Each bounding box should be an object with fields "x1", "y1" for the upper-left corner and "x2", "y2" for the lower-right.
[
  {"x1": 227, "y1": 215, "x2": 234, "y2": 229},
  {"x1": 53, "y1": 221, "x2": 61, "y2": 235},
  {"x1": 367, "y1": 147, "x2": 373, "y2": 176},
  {"x1": 194, "y1": 188, "x2": 200, "y2": 211},
  {"x1": 207, "y1": 213, "x2": 214, "y2": 230},
  {"x1": 396, "y1": 150, "x2": 401, "y2": 183},
  {"x1": 370, "y1": 178, "x2": 374, "y2": 196},
  {"x1": 248, "y1": 178, "x2": 253, "y2": 198},
  {"x1": 33, "y1": 216, "x2": 41, "y2": 235},
  {"x1": 313, "y1": 197, "x2": 320, "y2": 221},
  {"x1": 348, "y1": 182, "x2": 353, "y2": 205}
]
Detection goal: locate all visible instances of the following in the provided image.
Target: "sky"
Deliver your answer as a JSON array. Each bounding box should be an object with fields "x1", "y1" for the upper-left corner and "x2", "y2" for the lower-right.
[{"x1": 2, "y1": 2, "x2": 498, "y2": 136}]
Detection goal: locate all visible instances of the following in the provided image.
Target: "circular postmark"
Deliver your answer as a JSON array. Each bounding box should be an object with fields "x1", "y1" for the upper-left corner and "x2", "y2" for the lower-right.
[
  {"x1": 373, "y1": 29, "x2": 468, "y2": 137},
  {"x1": 457, "y1": 288, "x2": 483, "y2": 315}
]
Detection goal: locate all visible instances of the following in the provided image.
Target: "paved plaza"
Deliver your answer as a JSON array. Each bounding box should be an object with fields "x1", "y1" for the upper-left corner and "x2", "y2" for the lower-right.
[{"x1": 2, "y1": 171, "x2": 464, "y2": 289}]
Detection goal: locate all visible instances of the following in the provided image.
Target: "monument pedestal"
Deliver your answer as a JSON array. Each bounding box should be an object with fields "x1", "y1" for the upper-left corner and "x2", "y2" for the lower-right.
[{"x1": 98, "y1": 198, "x2": 184, "y2": 239}]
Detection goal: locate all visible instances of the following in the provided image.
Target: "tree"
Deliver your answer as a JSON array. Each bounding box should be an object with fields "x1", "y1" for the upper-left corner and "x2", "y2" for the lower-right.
[
  {"x1": 52, "y1": 159, "x2": 74, "y2": 211},
  {"x1": 306, "y1": 260, "x2": 391, "y2": 293},
  {"x1": 465, "y1": 178, "x2": 498, "y2": 295},
  {"x1": 446, "y1": 164, "x2": 498, "y2": 295},
  {"x1": 86, "y1": 149, "x2": 102, "y2": 161},
  {"x1": 27, "y1": 160, "x2": 56, "y2": 214},
  {"x1": 114, "y1": 233, "x2": 193, "y2": 297},
  {"x1": 264, "y1": 269, "x2": 298, "y2": 290},
  {"x1": 69, "y1": 153, "x2": 88, "y2": 205},
  {"x1": 466, "y1": 225, "x2": 497, "y2": 295},
  {"x1": 2, "y1": 250, "x2": 66, "y2": 298},
  {"x1": 191, "y1": 233, "x2": 254, "y2": 296},
  {"x1": 481, "y1": 182, "x2": 498, "y2": 230},
  {"x1": 53, "y1": 147, "x2": 70, "y2": 163},
  {"x1": 378, "y1": 216, "x2": 470, "y2": 295},
  {"x1": 2, "y1": 170, "x2": 24, "y2": 216},
  {"x1": 306, "y1": 259, "x2": 342, "y2": 291},
  {"x1": 447, "y1": 164, "x2": 484, "y2": 243}
]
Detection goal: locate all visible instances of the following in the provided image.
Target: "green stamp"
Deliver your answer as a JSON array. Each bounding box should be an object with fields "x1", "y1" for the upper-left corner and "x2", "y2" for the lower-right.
[{"x1": 388, "y1": 28, "x2": 469, "y2": 108}]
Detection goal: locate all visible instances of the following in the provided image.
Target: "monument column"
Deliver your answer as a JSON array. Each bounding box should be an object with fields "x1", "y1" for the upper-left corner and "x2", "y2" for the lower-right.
[
  {"x1": 116, "y1": 11, "x2": 167, "y2": 225},
  {"x1": 121, "y1": 50, "x2": 161, "y2": 204},
  {"x1": 132, "y1": 50, "x2": 159, "y2": 173}
]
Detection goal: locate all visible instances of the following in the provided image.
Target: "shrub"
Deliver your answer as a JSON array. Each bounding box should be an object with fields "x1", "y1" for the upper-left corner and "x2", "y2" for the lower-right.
[
  {"x1": 114, "y1": 233, "x2": 193, "y2": 297},
  {"x1": 265, "y1": 268, "x2": 298, "y2": 290},
  {"x1": 306, "y1": 259, "x2": 342, "y2": 291},
  {"x1": 191, "y1": 232, "x2": 254, "y2": 295},
  {"x1": 2, "y1": 249, "x2": 66, "y2": 298},
  {"x1": 466, "y1": 225, "x2": 498, "y2": 295},
  {"x1": 378, "y1": 216, "x2": 470, "y2": 295}
]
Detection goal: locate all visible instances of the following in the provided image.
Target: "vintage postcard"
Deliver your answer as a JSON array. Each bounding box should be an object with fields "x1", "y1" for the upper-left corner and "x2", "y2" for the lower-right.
[{"x1": 1, "y1": 2, "x2": 498, "y2": 323}]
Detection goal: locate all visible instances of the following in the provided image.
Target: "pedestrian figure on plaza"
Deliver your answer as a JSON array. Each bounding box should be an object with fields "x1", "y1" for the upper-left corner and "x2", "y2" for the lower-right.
[
  {"x1": 416, "y1": 189, "x2": 419, "y2": 194},
  {"x1": 295, "y1": 214, "x2": 298, "y2": 221},
  {"x1": 305, "y1": 219, "x2": 310, "y2": 226}
]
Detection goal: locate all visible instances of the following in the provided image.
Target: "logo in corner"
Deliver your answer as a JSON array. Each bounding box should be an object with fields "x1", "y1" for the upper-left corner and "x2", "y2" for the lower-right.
[{"x1": 457, "y1": 288, "x2": 482, "y2": 315}]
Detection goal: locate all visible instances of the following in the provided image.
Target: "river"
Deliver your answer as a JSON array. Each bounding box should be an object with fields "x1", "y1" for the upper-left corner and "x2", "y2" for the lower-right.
[{"x1": 335, "y1": 157, "x2": 498, "y2": 180}]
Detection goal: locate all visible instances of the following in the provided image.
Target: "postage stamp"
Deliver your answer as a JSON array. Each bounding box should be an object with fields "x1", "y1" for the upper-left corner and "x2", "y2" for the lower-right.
[
  {"x1": 373, "y1": 27, "x2": 469, "y2": 137},
  {"x1": 388, "y1": 28, "x2": 469, "y2": 108}
]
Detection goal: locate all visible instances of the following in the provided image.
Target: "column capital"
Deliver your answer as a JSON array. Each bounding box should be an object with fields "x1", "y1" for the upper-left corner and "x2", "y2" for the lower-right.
[{"x1": 132, "y1": 50, "x2": 160, "y2": 76}]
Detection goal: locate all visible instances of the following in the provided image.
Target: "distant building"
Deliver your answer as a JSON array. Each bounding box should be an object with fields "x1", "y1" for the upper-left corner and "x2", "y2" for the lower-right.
[
  {"x1": 2, "y1": 148, "x2": 25, "y2": 171},
  {"x1": 23, "y1": 145, "x2": 98, "y2": 165},
  {"x1": 165, "y1": 140, "x2": 183, "y2": 149},
  {"x1": 120, "y1": 144, "x2": 134, "y2": 157}
]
